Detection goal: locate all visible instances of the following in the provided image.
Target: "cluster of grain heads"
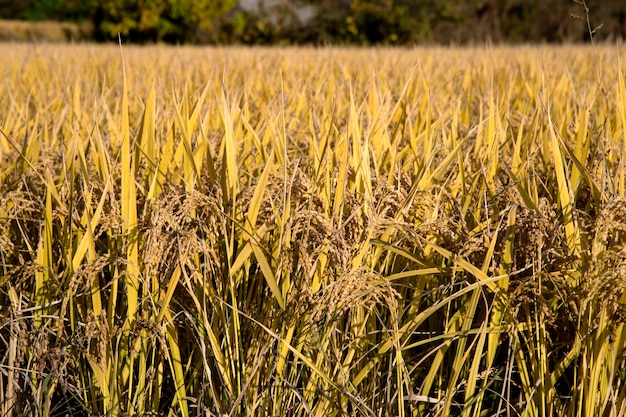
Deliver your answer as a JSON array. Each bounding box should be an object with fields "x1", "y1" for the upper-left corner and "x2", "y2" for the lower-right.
[{"x1": 0, "y1": 44, "x2": 626, "y2": 417}]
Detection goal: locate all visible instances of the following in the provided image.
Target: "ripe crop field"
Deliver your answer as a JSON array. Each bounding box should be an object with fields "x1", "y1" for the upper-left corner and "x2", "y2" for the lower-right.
[{"x1": 1, "y1": 43, "x2": 626, "y2": 417}]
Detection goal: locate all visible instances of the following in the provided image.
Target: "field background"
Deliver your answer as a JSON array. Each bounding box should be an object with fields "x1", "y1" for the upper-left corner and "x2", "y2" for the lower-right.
[{"x1": 1, "y1": 43, "x2": 626, "y2": 416}]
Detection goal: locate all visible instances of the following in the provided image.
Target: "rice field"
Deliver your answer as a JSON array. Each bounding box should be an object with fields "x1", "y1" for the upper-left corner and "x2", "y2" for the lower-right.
[{"x1": 1, "y1": 42, "x2": 626, "y2": 417}]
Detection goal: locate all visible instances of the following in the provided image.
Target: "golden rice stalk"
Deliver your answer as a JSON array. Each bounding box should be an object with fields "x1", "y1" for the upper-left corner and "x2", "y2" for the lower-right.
[
  {"x1": 617, "y1": 63, "x2": 626, "y2": 197},
  {"x1": 136, "y1": 81, "x2": 158, "y2": 188},
  {"x1": 164, "y1": 312, "x2": 190, "y2": 417},
  {"x1": 547, "y1": 109, "x2": 582, "y2": 258},
  {"x1": 34, "y1": 178, "x2": 54, "y2": 328},
  {"x1": 251, "y1": 238, "x2": 285, "y2": 310},
  {"x1": 118, "y1": 48, "x2": 141, "y2": 407},
  {"x1": 219, "y1": 86, "x2": 239, "y2": 202}
]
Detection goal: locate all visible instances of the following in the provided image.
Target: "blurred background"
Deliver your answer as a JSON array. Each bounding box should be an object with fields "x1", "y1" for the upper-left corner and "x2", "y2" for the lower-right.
[{"x1": 0, "y1": 0, "x2": 624, "y2": 44}]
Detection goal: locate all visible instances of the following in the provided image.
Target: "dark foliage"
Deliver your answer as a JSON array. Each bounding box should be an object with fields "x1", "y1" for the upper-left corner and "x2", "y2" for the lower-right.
[{"x1": 1, "y1": 0, "x2": 625, "y2": 44}]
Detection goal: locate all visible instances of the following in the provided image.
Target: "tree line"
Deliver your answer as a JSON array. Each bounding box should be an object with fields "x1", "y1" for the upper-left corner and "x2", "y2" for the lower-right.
[{"x1": 1, "y1": 0, "x2": 624, "y2": 44}]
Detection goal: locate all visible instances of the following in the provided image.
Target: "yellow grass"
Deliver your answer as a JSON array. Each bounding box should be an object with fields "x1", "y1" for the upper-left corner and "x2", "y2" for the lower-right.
[
  {"x1": 0, "y1": 19, "x2": 91, "y2": 43},
  {"x1": 1, "y1": 43, "x2": 625, "y2": 417}
]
